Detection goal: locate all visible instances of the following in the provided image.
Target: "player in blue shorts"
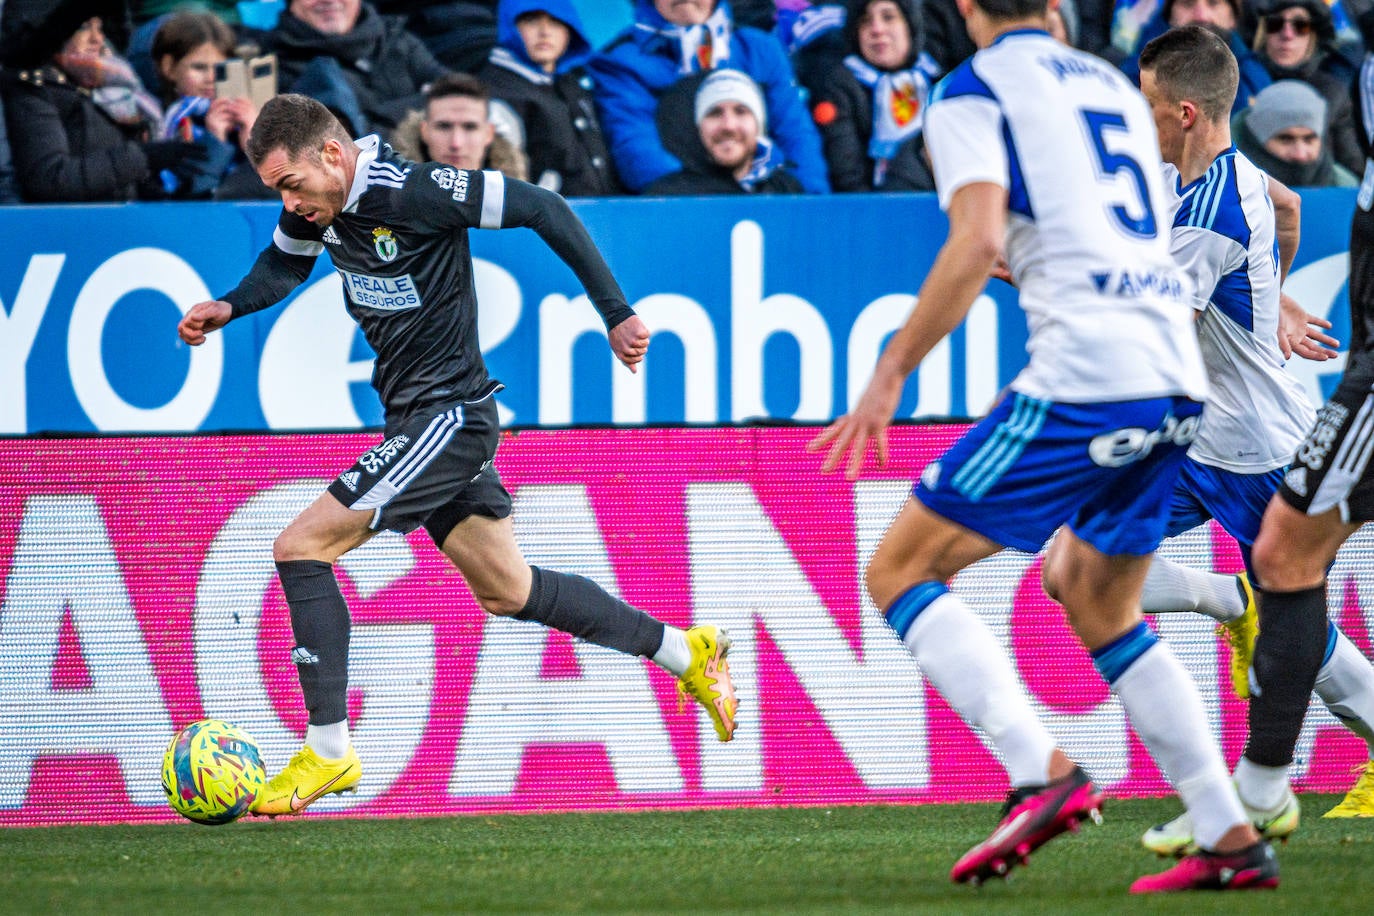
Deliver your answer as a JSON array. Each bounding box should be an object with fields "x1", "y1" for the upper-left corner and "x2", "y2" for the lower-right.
[
  {"x1": 810, "y1": 0, "x2": 1275, "y2": 894},
  {"x1": 1134, "y1": 26, "x2": 1374, "y2": 851}
]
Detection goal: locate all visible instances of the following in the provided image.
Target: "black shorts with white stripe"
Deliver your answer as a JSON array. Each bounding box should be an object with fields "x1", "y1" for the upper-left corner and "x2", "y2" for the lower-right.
[
  {"x1": 1279, "y1": 350, "x2": 1374, "y2": 522},
  {"x1": 328, "y1": 390, "x2": 512, "y2": 541}
]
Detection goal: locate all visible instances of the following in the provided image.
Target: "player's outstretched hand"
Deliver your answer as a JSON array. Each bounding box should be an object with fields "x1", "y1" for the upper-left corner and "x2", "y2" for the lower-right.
[
  {"x1": 609, "y1": 314, "x2": 650, "y2": 373},
  {"x1": 179, "y1": 300, "x2": 232, "y2": 346},
  {"x1": 1278, "y1": 292, "x2": 1339, "y2": 361},
  {"x1": 806, "y1": 367, "x2": 905, "y2": 481}
]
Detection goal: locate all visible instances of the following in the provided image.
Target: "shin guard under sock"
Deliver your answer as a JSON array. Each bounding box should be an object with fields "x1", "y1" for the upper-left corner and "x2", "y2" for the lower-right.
[
  {"x1": 515, "y1": 566, "x2": 665, "y2": 658},
  {"x1": 276, "y1": 559, "x2": 351, "y2": 726},
  {"x1": 1246, "y1": 584, "x2": 1329, "y2": 767}
]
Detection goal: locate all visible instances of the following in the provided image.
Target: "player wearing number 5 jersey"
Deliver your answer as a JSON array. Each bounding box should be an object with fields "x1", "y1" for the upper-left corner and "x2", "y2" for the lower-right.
[
  {"x1": 810, "y1": 0, "x2": 1276, "y2": 894},
  {"x1": 176, "y1": 94, "x2": 738, "y2": 818}
]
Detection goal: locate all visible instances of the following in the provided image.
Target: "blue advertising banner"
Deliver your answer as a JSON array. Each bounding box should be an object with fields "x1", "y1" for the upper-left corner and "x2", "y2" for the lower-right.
[{"x1": 0, "y1": 190, "x2": 1358, "y2": 435}]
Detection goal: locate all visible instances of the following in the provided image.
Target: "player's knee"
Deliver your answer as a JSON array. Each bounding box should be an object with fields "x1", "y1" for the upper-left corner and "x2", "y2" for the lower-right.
[
  {"x1": 272, "y1": 531, "x2": 309, "y2": 564},
  {"x1": 1249, "y1": 529, "x2": 1285, "y2": 589},
  {"x1": 1041, "y1": 556, "x2": 1064, "y2": 603},
  {"x1": 864, "y1": 560, "x2": 905, "y2": 612}
]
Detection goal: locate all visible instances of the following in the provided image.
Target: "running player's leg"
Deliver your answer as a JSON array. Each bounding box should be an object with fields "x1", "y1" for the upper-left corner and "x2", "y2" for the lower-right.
[
  {"x1": 869, "y1": 497, "x2": 1071, "y2": 791},
  {"x1": 878, "y1": 393, "x2": 1103, "y2": 884},
  {"x1": 1242, "y1": 497, "x2": 1359, "y2": 816},
  {"x1": 435, "y1": 502, "x2": 737, "y2": 741},
  {"x1": 1045, "y1": 530, "x2": 1254, "y2": 850},
  {"x1": 252, "y1": 490, "x2": 375, "y2": 815}
]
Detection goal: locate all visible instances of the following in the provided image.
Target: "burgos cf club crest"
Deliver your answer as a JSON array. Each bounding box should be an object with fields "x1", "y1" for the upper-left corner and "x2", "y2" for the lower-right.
[
  {"x1": 890, "y1": 73, "x2": 920, "y2": 127},
  {"x1": 372, "y1": 226, "x2": 398, "y2": 262}
]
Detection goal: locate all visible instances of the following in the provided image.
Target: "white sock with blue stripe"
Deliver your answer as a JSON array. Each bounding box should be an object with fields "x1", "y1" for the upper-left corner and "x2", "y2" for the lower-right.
[
  {"x1": 887, "y1": 582, "x2": 1057, "y2": 787},
  {"x1": 1095, "y1": 623, "x2": 1245, "y2": 850}
]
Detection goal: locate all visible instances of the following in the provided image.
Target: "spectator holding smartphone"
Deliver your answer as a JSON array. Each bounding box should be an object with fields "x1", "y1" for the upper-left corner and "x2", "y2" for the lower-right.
[{"x1": 151, "y1": 10, "x2": 268, "y2": 197}]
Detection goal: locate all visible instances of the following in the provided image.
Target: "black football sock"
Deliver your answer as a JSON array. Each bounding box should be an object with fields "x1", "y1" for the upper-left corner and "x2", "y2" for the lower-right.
[
  {"x1": 276, "y1": 559, "x2": 351, "y2": 726},
  {"x1": 514, "y1": 565, "x2": 665, "y2": 658},
  {"x1": 1245, "y1": 584, "x2": 1329, "y2": 767}
]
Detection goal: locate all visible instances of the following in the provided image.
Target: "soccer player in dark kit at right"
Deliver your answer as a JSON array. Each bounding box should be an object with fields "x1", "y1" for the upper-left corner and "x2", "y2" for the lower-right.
[{"x1": 177, "y1": 93, "x2": 738, "y2": 816}]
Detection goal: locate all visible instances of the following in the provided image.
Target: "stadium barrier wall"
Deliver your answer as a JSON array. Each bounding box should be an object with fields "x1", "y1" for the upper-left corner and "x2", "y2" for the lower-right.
[
  {"x1": 2, "y1": 426, "x2": 1371, "y2": 826},
  {"x1": 0, "y1": 189, "x2": 1359, "y2": 436}
]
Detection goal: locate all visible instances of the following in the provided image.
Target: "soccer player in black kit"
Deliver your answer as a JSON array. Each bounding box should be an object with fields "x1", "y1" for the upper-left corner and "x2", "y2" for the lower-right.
[
  {"x1": 1238, "y1": 89, "x2": 1374, "y2": 819},
  {"x1": 178, "y1": 94, "x2": 739, "y2": 816}
]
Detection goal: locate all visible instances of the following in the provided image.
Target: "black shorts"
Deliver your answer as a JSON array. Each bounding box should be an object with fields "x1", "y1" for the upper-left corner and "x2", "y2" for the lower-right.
[
  {"x1": 1278, "y1": 350, "x2": 1374, "y2": 522},
  {"x1": 327, "y1": 390, "x2": 512, "y2": 545}
]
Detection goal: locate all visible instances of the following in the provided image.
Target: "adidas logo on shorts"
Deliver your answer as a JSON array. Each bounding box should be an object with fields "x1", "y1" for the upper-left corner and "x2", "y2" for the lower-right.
[
  {"x1": 1284, "y1": 466, "x2": 1308, "y2": 497},
  {"x1": 339, "y1": 471, "x2": 361, "y2": 492}
]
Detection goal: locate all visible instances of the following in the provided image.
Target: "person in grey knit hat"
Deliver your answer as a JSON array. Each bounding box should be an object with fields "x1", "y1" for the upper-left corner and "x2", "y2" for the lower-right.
[{"x1": 1235, "y1": 79, "x2": 1358, "y2": 185}]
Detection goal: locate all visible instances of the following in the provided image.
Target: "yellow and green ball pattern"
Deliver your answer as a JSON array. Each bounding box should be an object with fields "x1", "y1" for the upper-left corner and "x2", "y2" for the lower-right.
[{"x1": 161, "y1": 719, "x2": 266, "y2": 825}]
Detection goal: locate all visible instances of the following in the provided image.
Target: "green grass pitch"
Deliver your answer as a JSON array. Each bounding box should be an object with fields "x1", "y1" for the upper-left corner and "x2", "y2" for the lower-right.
[{"x1": 2, "y1": 795, "x2": 1369, "y2": 913}]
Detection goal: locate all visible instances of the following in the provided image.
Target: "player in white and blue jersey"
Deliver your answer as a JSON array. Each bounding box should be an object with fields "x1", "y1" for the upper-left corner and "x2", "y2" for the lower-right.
[
  {"x1": 1136, "y1": 25, "x2": 1374, "y2": 849},
  {"x1": 810, "y1": 0, "x2": 1275, "y2": 895}
]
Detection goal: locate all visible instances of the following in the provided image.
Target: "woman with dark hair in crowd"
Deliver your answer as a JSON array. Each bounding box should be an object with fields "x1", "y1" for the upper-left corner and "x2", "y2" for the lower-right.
[
  {"x1": 807, "y1": 0, "x2": 937, "y2": 191},
  {"x1": 1, "y1": 6, "x2": 209, "y2": 202},
  {"x1": 151, "y1": 10, "x2": 273, "y2": 198},
  {"x1": 1253, "y1": 0, "x2": 1363, "y2": 174}
]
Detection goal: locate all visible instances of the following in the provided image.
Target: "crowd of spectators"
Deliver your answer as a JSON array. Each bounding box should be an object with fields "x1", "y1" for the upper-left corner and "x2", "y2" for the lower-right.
[{"x1": 2, "y1": 0, "x2": 1374, "y2": 204}]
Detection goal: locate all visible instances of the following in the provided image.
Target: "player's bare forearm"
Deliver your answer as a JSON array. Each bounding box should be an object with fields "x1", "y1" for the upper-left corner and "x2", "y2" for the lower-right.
[
  {"x1": 808, "y1": 183, "x2": 1003, "y2": 479},
  {"x1": 178, "y1": 300, "x2": 233, "y2": 346},
  {"x1": 1268, "y1": 176, "x2": 1300, "y2": 281}
]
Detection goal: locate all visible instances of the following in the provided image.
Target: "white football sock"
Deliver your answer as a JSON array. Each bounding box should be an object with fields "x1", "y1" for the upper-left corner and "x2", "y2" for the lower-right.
[
  {"x1": 652, "y1": 626, "x2": 691, "y2": 677},
  {"x1": 1234, "y1": 755, "x2": 1292, "y2": 812},
  {"x1": 1315, "y1": 629, "x2": 1374, "y2": 753},
  {"x1": 904, "y1": 591, "x2": 1057, "y2": 787},
  {"x1": 305, "y1": 720, "x2": 350, "y2": 759},
  {"x1": 1141, "y1": 556, "x2": 1245, "y2": 622},
  {"x1": 1112, "y1": 642, "x2": 1246, "y2": 850}
]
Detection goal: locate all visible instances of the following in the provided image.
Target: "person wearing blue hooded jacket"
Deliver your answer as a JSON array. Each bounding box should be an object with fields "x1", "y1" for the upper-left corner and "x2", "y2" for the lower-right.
[
  {"x1": 477, "y1": 0, "x2": 621, "y2": 195},
  {"x1": 590, "y1": 0, "x2": 830, "y2": 194}
]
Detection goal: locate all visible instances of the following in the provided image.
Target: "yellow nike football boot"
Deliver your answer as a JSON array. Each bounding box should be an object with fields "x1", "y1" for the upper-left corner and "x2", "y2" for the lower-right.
[
  {"x1": 250, "y1": 745, "x2": 361, "y2": 817},
  {"x1": 677, "y1": 625, "x2": 739, "y2": 742},
  {"x1": 1324, "y1": 761, "x2": 1374, "y2": 817},
  {"x1": 1218, "y1": 573, "x2": 1259, "y2": 700}
]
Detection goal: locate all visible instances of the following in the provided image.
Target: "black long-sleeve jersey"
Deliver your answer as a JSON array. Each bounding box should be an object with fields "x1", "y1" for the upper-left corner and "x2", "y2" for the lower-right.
[
  {"x1": 1348, "y1": 54, "x2": 1374, "y2": 360},
  {"x1": 222, "y1": 135, "x2": 635, "y2": 421}
]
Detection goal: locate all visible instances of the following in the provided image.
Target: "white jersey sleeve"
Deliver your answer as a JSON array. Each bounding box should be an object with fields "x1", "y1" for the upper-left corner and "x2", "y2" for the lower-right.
[{"x1": 925, "y1": 94, "x2": 1007, "y2": 210}]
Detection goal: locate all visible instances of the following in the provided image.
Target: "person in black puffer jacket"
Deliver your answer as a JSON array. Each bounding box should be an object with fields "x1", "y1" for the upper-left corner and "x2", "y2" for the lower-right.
[
  {"x1": 2, "y1": 0, "x2": 208, "y2": 202},
  {"x1": 808, "y1": 0, "x2": 937, "y2": 191},
  {"x1": 478, "y1": 0, "x2": 621, "y2": 195}
]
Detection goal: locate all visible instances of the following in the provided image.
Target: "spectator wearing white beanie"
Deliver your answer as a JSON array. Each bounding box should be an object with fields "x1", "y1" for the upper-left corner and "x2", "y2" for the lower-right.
[
  {"x1": 644, "y1": 68, "x2": 802, "y2": 196},
  {"x1": 694, "y1": 69, "x2": 767, "y2": 133}
]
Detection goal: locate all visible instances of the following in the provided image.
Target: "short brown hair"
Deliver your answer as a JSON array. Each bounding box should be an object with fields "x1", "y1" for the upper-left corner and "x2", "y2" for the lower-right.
[
  {"x1": 245, "y1": 93, "x2": 354, "y2": 166},
  {"x1": 1139, "y1": 24, "x2": 1239, "y2": 123},
  {"x1": 423, "y1": 72, "x2": 489, "y2": 114}
]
